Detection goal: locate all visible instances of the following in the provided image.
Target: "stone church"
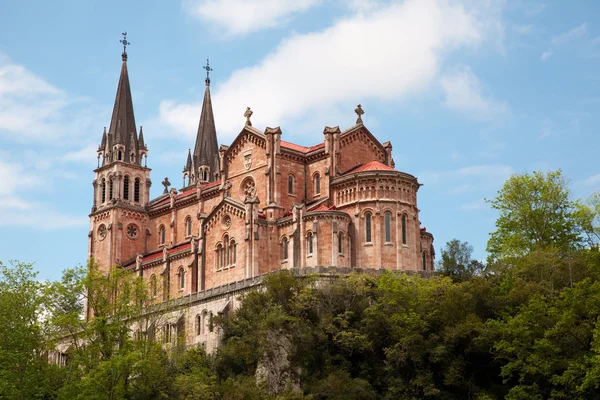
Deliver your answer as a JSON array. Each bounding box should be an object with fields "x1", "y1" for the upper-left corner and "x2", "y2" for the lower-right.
[{"x1": 86, "y1": 44, "x2": 435, "y2": 351}]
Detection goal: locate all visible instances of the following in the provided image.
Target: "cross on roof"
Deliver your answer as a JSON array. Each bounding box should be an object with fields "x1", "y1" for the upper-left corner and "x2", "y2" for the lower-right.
[
  {"x1": 120, "y1": 31, "x2": 130, "y2": 61},
  {"x1": 203, "y1": 59, "x2": 213, "y2": 85}
]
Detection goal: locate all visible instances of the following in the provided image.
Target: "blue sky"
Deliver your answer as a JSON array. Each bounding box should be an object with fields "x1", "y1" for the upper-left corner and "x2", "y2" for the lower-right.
[{"x1": 0, "y1": 0, "x2": 599, "y2": 281}]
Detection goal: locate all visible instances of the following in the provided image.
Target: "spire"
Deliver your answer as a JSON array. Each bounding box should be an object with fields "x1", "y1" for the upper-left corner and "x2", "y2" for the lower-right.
[
  {"x1": 138, "y1": 126, "x2": 146, "y2": 149},
  {"x1": 190, "y1": 59, "x2": 219, "y2": 182},
  {"x1": 184, "y1": 148, "x2": 192, "y2": 172},
  {"x1": 106, "y1": 32, "x2": 139, "y2": 164},
  {"x1": 99, "y1": 127, "x2": 107, "y2": 149}
]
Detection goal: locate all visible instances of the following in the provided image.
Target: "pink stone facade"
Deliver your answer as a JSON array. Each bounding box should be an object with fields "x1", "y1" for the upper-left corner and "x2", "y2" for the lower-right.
[{"x1": 85, "y1": 55, "x2": 434, "y2": 344}]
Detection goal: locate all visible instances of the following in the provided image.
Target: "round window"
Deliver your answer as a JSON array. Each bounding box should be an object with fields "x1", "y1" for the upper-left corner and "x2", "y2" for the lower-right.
[
  {"x1": 127, "y1": 224, "x2": 139, "y2": 240},
  {"x1": 98, "y1": 224, "x2": 107, "y2": 241}
]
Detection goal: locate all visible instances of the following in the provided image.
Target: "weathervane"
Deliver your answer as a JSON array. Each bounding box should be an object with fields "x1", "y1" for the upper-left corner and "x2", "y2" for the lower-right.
[
  {"x1": 120, "y1": 31, "x2": 130, "y2": 61},
  {"x1": 203, "y1": 58, "x2": 213, "y2": 85}
]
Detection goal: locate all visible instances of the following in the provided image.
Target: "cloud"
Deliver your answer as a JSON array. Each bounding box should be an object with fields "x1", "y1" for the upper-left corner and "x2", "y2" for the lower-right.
[
  {"x1": 162, "y1": 0, "x2": 503, "y2": 143},
  {"x1": 440, "y1": 65, "x2": 508, "y2": 119},
  {"x1": 579, "y1": 174, "x2": 600, "y2": 187},
  {"x1": 457, "y1": 164, "x2": 513, "y2": 179},
  {"x1": 61, "y1": 145, "x2": 98, "y2": 163},
  {"x1": 540, "y1": 50, "x2": 553, "y2": 61},
  {"x1": 523, "y1": 3, "x2": 546, "y2": 16},
  {"x1": 514, "y1": 24, "x2": 533, "y2": 35},
  {"x1": 0, "y1": 158, "x2": 86, "y2": 229},
  {"x1": 0, "y1": 53, "x2": 104, "y2": 144},
  {"x1": 459, "y1": 201, "x2": 485, "y2": 210},
  {"x1": 551, "y1": 23, "x2": 587, "y2": 45},
  {"x1": 183, "y1": 0, "x2": 321, "y2": 36}
]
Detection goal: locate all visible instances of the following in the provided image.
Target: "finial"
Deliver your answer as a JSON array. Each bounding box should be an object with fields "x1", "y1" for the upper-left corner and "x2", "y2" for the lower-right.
[
  {"x1": 244, "y1": 107, "x2": 253, "y2": 126},
  {"x1": 203, "y1": 58, "x2": 213, "y2": 86},
  {"x1": 120, "y1": 31, "x2": 130, "y2": 61},
  {"x1": 354, "y1": 104, "x2": 364, "y2": 124},
  {"x1": 162, "y1": 177, "x2": 171, "y2": 194}
]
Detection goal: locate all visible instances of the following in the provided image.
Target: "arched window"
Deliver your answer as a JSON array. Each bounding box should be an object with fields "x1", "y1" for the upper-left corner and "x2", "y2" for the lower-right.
[
  {"x1": 402, "y1": 214, "x2": 407, "y2": 245},
  {"x1": 202, "y1": 169, "x2": 208, "y2": 181},
  {"x1": 230, "y1": 239, "x2": 237, "y2": 265},
  {"x1": 159, "y1": 225, "x2": 166, "y2": 245},
  {"x1": 315, "y1": 173, "x2": 321, "y2": 195},
  {"x1": 224, "y1": 235, "x2": 230, "y2": 266},
  {"x1": 101, "y1": 178, "x2": 106, "y2": 203},
  {"x1": 216, "y1": 244, "x2": 223, "y2": 270},
  {"x1": 422, "y1": 252, "x2": 427, "y2": 271},
  {"x1": 195, "y1": 314, "x2": 201, "y2": 336},
  {"x1": 288, "y1": 175, "x2": 294, "y2": 194},
  {"x1": 365, "y1": 212, "x2": 372, "y2": 243},
  {"x1": 118, "y1": 151, "x2": 122, "y2": 161},
  {"x1": 123, "y1": 176, "x2": 130, "y2": 200},
  {"x1": 385, "y1": 212, "x2": 392, "y2": 243},
  {"x1": 109, "y1": 178, "x2": 113, "y2": 200},
  {"x1": 201, "y1": 310, "x2": 208, "y2": 334},
  {"x1": 150, "y1": 274, "x2": 157, "y2": 297},
  {"x1": 338, "y1": 232, "x2": 343, "y2": 254},
  {"x1": 134, "y1": 178, "x2": 141, "y2": 202},
  {"x1": 178, "y1": 267, "x2": 185, "y2": 290},
  {"x1": 186, "y1": 217, "x2": 192, "y2": 237},
  {"x1": 208, "y1": 312, "x2": 214, "y2": 332},
  {"x1": 282, "y1": 237, "x2": 289, "y2": 260},
  {"x1": 307, "y1": 232, "x2": 313, "y2": 255}
]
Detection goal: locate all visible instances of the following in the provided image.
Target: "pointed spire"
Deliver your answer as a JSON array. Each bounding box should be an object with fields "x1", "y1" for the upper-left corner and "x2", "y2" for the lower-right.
[
  {"x1": 184, "y1": 149, "x2": 192, "y2": 172},
  {"x1": 138, "y1": 126, "x2": 145, "y2": 149},
  {"x1": 190, "y1": 60, "x2": 219, "y2": 182},
  {"x1": 100, "y1": 127, "x2": 107, "y2": 149},
  {"x1": 107, "y1": 33, "x2": 138, "y2": 164}
]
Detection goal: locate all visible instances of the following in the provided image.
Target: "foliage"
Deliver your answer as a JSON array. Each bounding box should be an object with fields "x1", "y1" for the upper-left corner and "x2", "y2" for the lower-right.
[
  {"x1": 437, "y1": 239, "x2": 484, "y2": 282},
  {"x1": 486, "y1": 170, "x2": 583, "y2": 260},
  {"x1": 2, "y1": 170, "x2": 600, "y2": 399}
]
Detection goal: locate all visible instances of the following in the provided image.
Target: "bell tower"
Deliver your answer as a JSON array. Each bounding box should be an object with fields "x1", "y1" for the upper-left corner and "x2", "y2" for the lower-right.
[{"x1": 89, "y1": 33, "x2": 151, "y2": 271}]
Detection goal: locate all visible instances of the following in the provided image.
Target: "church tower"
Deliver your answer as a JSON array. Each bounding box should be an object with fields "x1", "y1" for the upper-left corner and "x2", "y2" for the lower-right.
[
  {"x1": 183, "y1": 60, "x2": 220, "y2": 187},
  {"x1": 89, "y1": 33, "x2": 151, "y2": 271}
]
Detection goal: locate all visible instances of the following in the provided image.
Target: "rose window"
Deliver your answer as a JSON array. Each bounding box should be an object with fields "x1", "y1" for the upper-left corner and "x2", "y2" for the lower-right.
[
  {"x1": 127, "y1": 224, "x2": 138, "y2": 239},
  {"x1": 98, "y1": 224, "x2": 107, "y2": 240}
]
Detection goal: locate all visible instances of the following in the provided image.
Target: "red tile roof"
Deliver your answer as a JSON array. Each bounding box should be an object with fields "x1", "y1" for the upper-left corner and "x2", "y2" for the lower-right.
[
  {"x1": 344, "y1": 161, "x2": 396, "y2": 174},
  {"x1": 203, "y1": 180, "x2": 221, "y2": 189},
  {"x1": 171, "y1": 242, "x2": 191, "y2": 253},
  {"x1": 139, "y1": 242, "x2": 191, "y2": 264},
  {"x1": 281, "y1": 140, "x2": 324, "y2": 153},
  {"x1": 153, "y1": 181, "x2": 220, "y2": 207},
  {"x1": 143, "y1": 250, "x2": 163, "y2": 262},
  {"x1": 308, "y1": 204, "x2": 337, "y2": 212}
]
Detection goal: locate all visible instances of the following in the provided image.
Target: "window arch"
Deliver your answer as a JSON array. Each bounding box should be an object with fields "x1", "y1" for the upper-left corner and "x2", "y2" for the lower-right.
[
  {"x1": 150, "y1": 274, "x2": 157, "y2": 297},
  {"x1": 123, "y1": 176, "x2": 130, "y2": 201},
  {"x1": 401, "y1": 214, "x2": 407, "y2": 245},
  {"x1": 314, "y1": 173, "x2": 321, "y2": 195},
  {"x1": 134, "y1": 178, "x2": 141, "y2": 202},
  {"x1": 101, "y1": 178, "x2": 106, "y2": 203},
  {"x1": 288, "y1": 175, "x2": 294, "y2": 194},
  {"x1": 230, "y1": 238, "x2": 237, "y2": 265},
  {"x1": 422, "y1": 252, "x2": 427, "y2": 271},
  {"x1": 195, "y1": 314, "x2": 202, "y2": 336},
  {"x1": 338, "y1": 232, "x2": 343, "y2": 254},
  {"x1": 365, "y1": 212, "x2": 372, "y2": 243},
  {"x1": 384, "y1": 212, "x2": 392, "y2": 243},
  {"x1": 109, "y1": 177, "x2": 113, "y2": 200},
  {"x1": 185, "y1": 217, "x2": 192, "y2": 237},
  {"x1": 215, "y1": 243, "x2": 223, "y2": 270},
  {"x1": 118, "y1": 151, "x2": 122, "y2": 161},
  {"x1": 224, "y1": 235, "x2": 230, "y2": 266},
  {"x1": 282, "y1": 237, "x2": 289, "y2": 260},
  {"x1": 307, "y1": 232, "x2": 313, "y2": 255},
  {"x1": 178, "y1": 267, "x2": 185, "y2": 290},
  {"x1": 159, "y1": 225, "x2": 166, "y2": 245}
]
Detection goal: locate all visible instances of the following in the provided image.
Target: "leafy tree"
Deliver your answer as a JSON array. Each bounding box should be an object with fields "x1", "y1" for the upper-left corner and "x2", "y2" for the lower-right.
[
  {"x1": 486, "y1": 170, "x2": 582, "y2": 260},
  {"x1": 437, "y1": 239, "x2": 484, "y2": 282}
]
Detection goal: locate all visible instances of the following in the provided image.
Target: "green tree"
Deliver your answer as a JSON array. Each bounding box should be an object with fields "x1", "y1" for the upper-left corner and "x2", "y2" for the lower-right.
[
  {"x1": 0, "y1": 261, "x2": 60, "y2": 399},
  {"x1": 487, "y1": 170, "x2": 582, "y2": 260},
  {"x1": 437, "y1": 239, "x2": 484, "y2": 282}
]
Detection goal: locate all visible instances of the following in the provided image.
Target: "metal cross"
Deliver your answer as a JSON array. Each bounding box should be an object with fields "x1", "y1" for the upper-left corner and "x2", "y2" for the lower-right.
[
  {"x1": 120, "y1": 32, "x2": 130, "y2": 60},
  {"x1": 203, "y1": 59, "x2": 213, "y2": 85}
]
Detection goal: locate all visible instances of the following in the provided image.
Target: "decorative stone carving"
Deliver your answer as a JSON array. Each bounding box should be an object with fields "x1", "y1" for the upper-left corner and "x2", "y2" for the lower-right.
[{"x1": 244, "y1": 106, "x2": 253, "y2": 126}]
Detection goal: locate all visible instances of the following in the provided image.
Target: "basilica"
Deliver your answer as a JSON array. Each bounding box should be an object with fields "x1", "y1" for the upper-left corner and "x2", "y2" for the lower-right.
[{"x1": 87, "y1": 43, "x2": 434, "y2": 350}]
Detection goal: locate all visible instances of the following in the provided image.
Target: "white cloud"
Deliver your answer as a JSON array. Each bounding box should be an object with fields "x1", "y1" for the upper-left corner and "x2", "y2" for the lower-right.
[
  {"x1": 579, "y1": 174, "x2": 600, "y2": 187},
  {"x1": 0, "y1": 158, "x2": 85, "y2": 229},
  {"x1": 523, "y1": 3, "x2": 546, "y2": 16},
  {"x1": 540, "y1": 50, "x2": 553, "y2": 61},
  {"x1": 183, "y1": 0, "x2": 321, "y2": 36},
  {"x1": 0, "y1": 52, "x2": 104, "y2": 144},
  {"x1": 551, "y1": 23, "x2": 587, "y2": 45},
  {"x1": 459, "y1": 201, "x2": 485, "y2": 210},
  {"x1": 440, "y1": 65, "x2": 508, "y2": 119},
  {"x1": 162, "y1": 0, "x2": 503, "y2": 142},
  {"x1": 61, "y1": 145, "x2": 98, "y2": 163},
  {"x1": 514, "y1": 24, "x2": 533, "y2": 35}
]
